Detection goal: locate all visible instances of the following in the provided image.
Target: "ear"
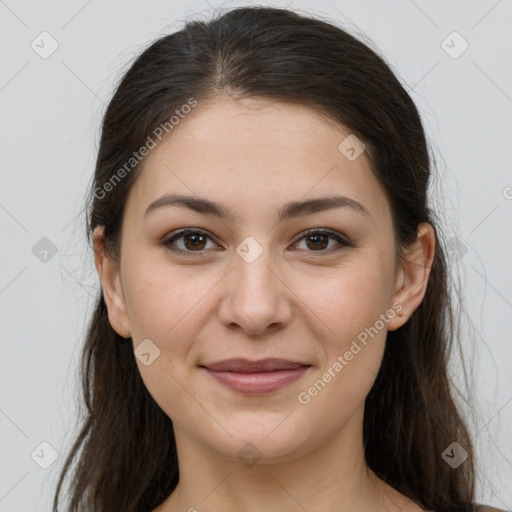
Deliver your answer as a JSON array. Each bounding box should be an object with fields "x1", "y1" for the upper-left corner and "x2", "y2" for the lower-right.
[
  {"x1": 387, "y1": 222, "x2": 436, "y2": 331},
  {"x1": 93, "y1": 225, "x2": 131, "y2": 339}
]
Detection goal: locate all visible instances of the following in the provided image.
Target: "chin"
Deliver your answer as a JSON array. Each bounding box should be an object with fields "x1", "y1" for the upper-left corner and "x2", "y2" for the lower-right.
[{"x1": 198, "y1": 415, "x2": 316, "y2": 466}]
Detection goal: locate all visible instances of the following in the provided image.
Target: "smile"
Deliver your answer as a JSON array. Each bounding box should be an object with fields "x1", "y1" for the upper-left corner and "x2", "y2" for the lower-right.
[{"x1": 201, "y1": 366, "x2": 311, "y2": 394}]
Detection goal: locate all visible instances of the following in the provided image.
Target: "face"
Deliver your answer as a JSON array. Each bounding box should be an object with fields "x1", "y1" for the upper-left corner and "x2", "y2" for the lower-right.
[{"x1": 96, "y1": 94, "x2": 429, "y2": 465}]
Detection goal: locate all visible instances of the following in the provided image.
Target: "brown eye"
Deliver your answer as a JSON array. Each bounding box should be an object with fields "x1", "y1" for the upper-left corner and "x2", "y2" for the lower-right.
[
  {"x1": 162, "y1": 229, "x2": 218, "y2": 255},
  {"x1": 293, "y1": 229, "x2": 350, "y2": 252},
  {"x1": 304, "y1": 233, "x2": 329, "y2": 250},
  {"x1": 182, "y1": 232, "x2": 208, "y2": 250},
  {"x1": 162, "y1": 228, "x2": 351, "y2": 257}
]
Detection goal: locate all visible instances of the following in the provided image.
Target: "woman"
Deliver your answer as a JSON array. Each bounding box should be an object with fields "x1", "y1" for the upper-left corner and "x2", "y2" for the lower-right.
[{"x1": 52, "y1": 6, "x2": 506, "y2": 512}]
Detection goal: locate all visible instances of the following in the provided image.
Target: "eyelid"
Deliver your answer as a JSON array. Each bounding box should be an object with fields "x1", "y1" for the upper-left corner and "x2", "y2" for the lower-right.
[
  {"x1": 161, "y1": 228, "x2": 221, "y2": 256},
  {"x1": 295, "y1": 228, "x2": 352, "y2": 248},
  {"x1": 161, "y1": 227, "x2": 352, "y2": 255}
]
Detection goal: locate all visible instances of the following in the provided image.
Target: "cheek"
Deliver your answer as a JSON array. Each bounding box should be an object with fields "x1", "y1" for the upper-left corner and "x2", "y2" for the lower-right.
[
  {"x1": 297, "y1": 269, "x2": 390, "y2": 416},
  {"x1": 122, "y1": 256, "x2": 207, "y2": 349},
  {"x1": 298, "y1": 261, "x2": 392, "y2": 339},
  {"x1": 123, "y1": 262, "x2": 208, "y2": 422},
  {"x1": 295, "y1": 260, "x2": 393, "y2": 408}
]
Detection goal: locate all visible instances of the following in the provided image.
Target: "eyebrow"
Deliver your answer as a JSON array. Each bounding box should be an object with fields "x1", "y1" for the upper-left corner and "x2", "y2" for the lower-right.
[{"x1": 144, "y1": 193, "x2": 371, "y2": 222}]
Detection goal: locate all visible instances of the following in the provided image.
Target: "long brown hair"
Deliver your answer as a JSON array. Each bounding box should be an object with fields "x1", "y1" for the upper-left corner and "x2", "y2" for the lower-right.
[{"x1": 53, "y1": 6, "x2": 477, "y2": 511}]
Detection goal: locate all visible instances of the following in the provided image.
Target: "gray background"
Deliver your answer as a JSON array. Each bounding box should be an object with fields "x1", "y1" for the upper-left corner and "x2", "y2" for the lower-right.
[{"x1": 0, "y1": 0, "x2": 511, "y2": 510}]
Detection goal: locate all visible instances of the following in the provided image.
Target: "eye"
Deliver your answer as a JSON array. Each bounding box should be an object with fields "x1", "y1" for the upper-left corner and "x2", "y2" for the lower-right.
[
  {"x1": 292, "y1": 229, "x2": 351, "y2": 252},
  {"x1": 161, "y1": 228, "x2": 351, "y2": 256},
  {"x1": 162, "y1": 229, "x2": 220, "y2": 255}
]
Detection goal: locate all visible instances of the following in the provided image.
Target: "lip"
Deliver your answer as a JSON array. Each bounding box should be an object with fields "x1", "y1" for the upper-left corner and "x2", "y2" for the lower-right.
[{"x1": 200, "y1": 358, "x2": 312, "y2": 395}]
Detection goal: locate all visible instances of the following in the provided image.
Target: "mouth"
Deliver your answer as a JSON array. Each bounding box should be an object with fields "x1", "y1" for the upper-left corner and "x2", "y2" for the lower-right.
[{"x1": 199, "y1": 358, "x2": 312, "y2": 394}]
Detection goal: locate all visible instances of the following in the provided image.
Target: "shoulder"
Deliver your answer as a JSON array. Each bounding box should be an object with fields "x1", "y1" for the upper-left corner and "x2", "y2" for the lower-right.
[{"x1": 476, "y1": 505, "x2": 509, "y2": 512}]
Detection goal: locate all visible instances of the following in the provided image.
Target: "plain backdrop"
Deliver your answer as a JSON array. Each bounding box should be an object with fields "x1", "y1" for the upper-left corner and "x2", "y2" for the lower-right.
[{"x1": 0, "y1": 0, "x2": 511, "y2": 510}]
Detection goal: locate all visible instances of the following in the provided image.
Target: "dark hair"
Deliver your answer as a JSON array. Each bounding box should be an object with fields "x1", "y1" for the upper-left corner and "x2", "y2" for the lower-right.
[{"x1": 53, "y1": 6, "x2": 478, "y2": 511}]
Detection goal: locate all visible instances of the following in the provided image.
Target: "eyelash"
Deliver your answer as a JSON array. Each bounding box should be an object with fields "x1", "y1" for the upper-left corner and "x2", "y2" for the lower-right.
[{"x1": 161, "y1": 228, "x2": 352, "y2": 257}]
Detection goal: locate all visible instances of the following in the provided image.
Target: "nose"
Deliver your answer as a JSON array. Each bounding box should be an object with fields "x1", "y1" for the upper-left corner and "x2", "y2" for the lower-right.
[{"x1": 217, "y1": 241, "x2": 292, "y2": 337}]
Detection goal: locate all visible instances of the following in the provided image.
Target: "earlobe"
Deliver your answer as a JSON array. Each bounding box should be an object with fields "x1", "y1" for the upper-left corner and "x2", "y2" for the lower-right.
[
  {"x1": 93, "y1": 226, "x2": 131, "y2": 339},
  {"x1": 387, "y1": 222, "x2": 436, "y2": 332}
]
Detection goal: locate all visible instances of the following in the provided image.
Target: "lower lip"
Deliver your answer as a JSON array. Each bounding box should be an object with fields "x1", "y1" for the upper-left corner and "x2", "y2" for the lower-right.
[{"x1": 202, "y1": 366, "x2": 310, "y2": 394}]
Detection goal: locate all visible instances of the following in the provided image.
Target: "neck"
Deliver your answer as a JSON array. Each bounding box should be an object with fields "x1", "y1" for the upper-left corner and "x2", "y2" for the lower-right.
[{"x1": 155, "y1": 405, "x2": 423, "y2": 512}]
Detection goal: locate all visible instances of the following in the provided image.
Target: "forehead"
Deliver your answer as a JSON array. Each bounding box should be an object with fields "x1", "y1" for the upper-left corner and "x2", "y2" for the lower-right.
[{"x1": 126, "y1": 95, "x2": 391, "y2": 224}]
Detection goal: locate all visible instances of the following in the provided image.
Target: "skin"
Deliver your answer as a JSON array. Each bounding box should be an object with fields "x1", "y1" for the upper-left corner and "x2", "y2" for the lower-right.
[{"x1": 94, "y1": 93, "x2": 436, "y2": 512}]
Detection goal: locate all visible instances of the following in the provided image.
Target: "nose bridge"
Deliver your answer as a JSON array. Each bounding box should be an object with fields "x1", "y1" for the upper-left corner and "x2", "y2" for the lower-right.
[
  {"x1": 232, "y1": 234, "x2": 276, "y2": 300},
  {"x1": 219, "y1": 234, "x2": 289, "y2": 333}
]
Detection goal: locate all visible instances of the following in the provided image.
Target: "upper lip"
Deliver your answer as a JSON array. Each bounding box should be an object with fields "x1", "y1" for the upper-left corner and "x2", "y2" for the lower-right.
[{"x1": 200, "y1": 358, "x2": 311, "y2": 373}]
